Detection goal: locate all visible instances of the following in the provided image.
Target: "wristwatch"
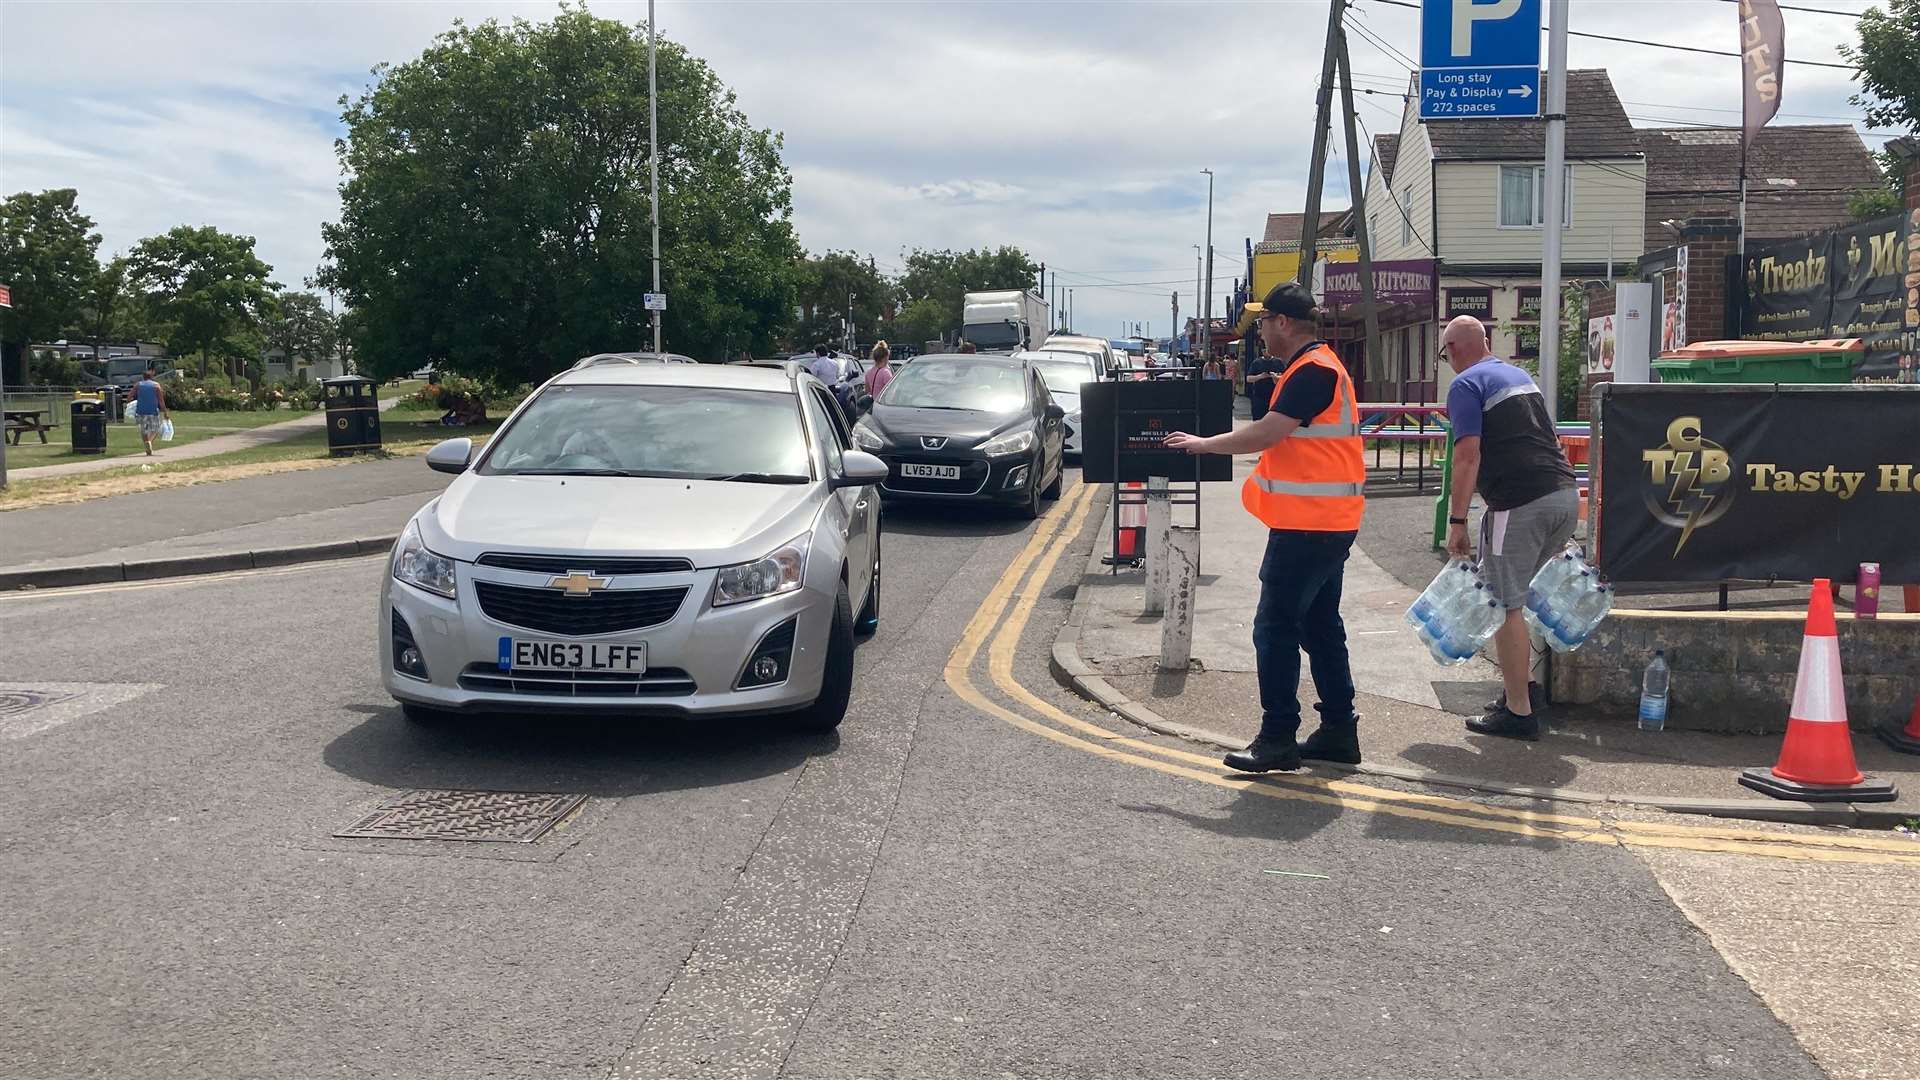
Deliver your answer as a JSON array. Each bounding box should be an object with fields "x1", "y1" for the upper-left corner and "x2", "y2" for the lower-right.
[{"x1": 1448, "y1": 516, "x2": 1468, "y2": 525}]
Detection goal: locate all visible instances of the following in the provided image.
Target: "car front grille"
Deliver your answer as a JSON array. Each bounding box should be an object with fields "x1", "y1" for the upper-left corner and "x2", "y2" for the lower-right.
[
  {"x1": 458, "y1": 663, "x2": 697, "y2": 697},
  {"x1": 476, "y1": 553, "x2": 693, "y2": 575},
  {"x1": 474, "y1": 581, "x2": 688, "y2": 635},
  {"x1": 882, "y1": 457, "x2": 990, "y2": 495}
]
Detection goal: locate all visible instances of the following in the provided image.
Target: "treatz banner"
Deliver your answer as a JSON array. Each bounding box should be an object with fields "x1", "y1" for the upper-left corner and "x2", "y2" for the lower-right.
[{"x1": 1739, "y1": 211, "x2": 1914, "y2": 383}]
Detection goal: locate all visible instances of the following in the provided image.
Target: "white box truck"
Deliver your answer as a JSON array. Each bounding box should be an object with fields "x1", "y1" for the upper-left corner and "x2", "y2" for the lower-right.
[{"x1": 962, "y1": 290, "x2": 1050, "y2": 353}]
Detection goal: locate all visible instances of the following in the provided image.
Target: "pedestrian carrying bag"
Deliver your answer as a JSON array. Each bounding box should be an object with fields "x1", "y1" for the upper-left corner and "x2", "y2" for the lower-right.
[{"x1": 161, "y1": 418, "x2": 175, "y2": 441}]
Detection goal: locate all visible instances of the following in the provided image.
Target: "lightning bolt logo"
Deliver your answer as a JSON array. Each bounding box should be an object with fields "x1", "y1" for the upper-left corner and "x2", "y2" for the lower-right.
[{"x1": 1664, "y1": 450, "x2": 1718, "y2": 556}]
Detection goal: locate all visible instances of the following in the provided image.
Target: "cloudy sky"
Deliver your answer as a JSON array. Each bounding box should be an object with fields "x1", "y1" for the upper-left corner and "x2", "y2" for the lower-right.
[{"x1": 0, "y1": 0, "x2": 1896, "y2": 342}]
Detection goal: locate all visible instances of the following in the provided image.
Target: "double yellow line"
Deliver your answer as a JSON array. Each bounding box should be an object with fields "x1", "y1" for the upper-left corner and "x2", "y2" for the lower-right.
[{"x1": 943, "y1": 480, "x2": 1920, "y2": 867}]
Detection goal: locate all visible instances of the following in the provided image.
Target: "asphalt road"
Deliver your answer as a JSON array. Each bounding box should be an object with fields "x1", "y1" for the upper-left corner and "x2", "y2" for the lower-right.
[{"x1": 1, "y1": 475, "x2": 1840, "y2": 1079}]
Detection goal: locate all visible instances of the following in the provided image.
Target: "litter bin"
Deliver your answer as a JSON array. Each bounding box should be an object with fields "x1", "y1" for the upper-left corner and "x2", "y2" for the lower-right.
[
  {"x1": 322, "y1": 375, "x2": 382, "y2": 457},
  {"x1": 1653, "y1": 339, "x2": 1862, "y2": 384},
  {"x1": 71, "y1": 396, "x2": 107, "y2": 454}
]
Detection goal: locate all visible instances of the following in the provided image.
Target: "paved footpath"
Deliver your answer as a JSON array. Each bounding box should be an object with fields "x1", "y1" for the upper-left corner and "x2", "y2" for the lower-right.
[{"x1": 5, "y1": 392, "x2": 409, "y2": 483}]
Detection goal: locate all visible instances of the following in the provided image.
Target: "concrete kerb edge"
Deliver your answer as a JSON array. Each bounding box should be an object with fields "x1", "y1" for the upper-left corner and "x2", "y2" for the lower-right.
[
  {"x1": 1042, "y1": 532, "x2": 1894, "y2": 829},
  {"x1": 2, "y1": 534, "x2": 398, "y2": 592}
]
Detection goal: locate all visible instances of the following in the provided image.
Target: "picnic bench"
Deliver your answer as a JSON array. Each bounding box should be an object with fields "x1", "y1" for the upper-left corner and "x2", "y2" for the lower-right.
[{"x1": 4, "y1": 408, "x2": 54, "y2": 445}]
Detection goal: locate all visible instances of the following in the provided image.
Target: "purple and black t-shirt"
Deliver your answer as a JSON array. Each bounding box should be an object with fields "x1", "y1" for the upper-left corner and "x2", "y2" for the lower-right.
[{"x1": 1445, "y1": 358, "x2": 1575, "y2": 511}]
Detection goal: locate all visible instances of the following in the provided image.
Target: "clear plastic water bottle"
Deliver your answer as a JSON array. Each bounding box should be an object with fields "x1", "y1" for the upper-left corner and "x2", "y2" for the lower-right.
[
  {"x1": 1408, "y1": 560, "x2": 1478, "y2": 631},
  {"x1": 1555, "y1": 579, "x2": 1616, "y2": 651},
  {"x1": 1638, "y1": 650, "x2": 1669, "y2": 731}
]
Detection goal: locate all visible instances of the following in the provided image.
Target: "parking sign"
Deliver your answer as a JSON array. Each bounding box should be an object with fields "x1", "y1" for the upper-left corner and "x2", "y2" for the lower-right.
[{"x1": 1419, "y1": 0, "x2": 1541, "y2": 119}]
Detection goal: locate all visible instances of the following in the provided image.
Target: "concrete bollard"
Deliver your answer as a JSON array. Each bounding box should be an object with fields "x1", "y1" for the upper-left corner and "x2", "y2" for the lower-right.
[
  {"x1": 1159, "y1": 525, "x2": 1200, "y2": 671},
  {"x1": 1143, "y1": 475, "x2": 1171, "y2": 615}
]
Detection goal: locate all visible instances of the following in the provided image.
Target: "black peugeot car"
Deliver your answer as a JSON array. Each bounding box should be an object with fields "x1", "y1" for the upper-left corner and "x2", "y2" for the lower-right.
[{"x1": 851, "y1": 353, "x2": 1066, "y2": 517}]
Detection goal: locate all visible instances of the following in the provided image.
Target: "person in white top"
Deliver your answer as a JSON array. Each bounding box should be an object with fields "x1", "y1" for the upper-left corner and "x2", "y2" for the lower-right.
[{"x1": 807, "y1": 344, "x2": 839, "y2": 386}]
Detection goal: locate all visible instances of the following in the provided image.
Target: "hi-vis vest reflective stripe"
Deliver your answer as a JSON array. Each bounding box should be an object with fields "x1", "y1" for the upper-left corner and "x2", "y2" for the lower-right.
[{"x1": 1241, "y1": 345, "x2": 1365, "y2": 531}]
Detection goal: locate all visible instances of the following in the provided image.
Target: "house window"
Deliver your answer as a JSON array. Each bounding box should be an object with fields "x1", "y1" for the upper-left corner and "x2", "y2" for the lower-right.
[
  {"x1": 1497, "y1": 165, "x2": 1572, "y2": 228},
  {"x1": 1399, "y1": 190, "x2": 1413, "y2": 246}
]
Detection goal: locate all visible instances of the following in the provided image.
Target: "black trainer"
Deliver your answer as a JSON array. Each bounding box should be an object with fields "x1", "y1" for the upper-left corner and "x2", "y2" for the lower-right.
[
  {"x1": 1483, "y1": 681, "x2": 1547, "y2": 717},
  {"x1": 1223, "y1": 737, "x2": 1303, "y2": 773},
  {"x1": 1298, "y1": 721, "x2": 1361, "y2": 765},
  {"x1": 1466, "y1": 704, "x2": 1542, "y2": 741}
]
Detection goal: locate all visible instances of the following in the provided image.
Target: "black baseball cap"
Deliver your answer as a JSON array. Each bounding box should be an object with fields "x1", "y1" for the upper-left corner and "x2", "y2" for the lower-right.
[{"x1": 1260, "y1": 281, "x2": 1317, "y2": 320}]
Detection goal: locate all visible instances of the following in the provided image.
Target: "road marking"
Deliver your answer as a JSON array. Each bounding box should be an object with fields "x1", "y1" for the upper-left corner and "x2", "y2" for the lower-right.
[
  {"x1": 0, "y1": 554, "x2": 384, "y2": 601},
  {"x1": 946, "y1": 484, "x2": 1920, "y2": 867}
]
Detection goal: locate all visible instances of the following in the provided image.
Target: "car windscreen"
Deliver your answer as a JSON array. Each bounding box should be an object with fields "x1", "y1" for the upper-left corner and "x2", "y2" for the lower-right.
[
  {"x1": 1034, "y1": 358, "x2": 1094, "y2": 396},
  {"x1": 962, "y1": 322, "x2": 1021, "y2": 349},
  {"x1": 480, "y1": 383, "x2": 812, "y2": 480},
  {"x1": 878, "y1": 360, "x2": 1027, "y2": 413}
]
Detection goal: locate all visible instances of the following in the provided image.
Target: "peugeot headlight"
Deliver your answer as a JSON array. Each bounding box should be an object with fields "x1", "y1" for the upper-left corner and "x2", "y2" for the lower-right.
[
  {"x1": 852, "y1": 420, "x2": 885, "y2": 451},
  {"x1": 392, "y1": 518, "x2": 457, "y2": 599},
  {"x1": 979, "y1": 428, "x2": 1035, "y2": 456},
  {"x1": 713, "y1": 533, "x2": 811, "y2": 607}
]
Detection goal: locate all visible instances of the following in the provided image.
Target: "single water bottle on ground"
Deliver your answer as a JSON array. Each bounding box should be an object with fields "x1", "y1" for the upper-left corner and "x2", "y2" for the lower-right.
[{"x1": 1638, "y1": 650, "x2": 1669, "y2": 731}]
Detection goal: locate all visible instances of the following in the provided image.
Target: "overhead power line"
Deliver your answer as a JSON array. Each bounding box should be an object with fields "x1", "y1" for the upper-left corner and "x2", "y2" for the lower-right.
[
  {"x1": 1366, "y1": 0, "x2": 1857, "y2": 69},
  {"x1": 1709, "y1": 0, "x2": 1865, "y2": 16}
]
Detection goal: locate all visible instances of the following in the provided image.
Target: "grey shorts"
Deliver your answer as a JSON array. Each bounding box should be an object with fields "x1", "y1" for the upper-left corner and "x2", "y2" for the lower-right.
[
  {"x1": 1478, "y1": 486, "x2": 1580, "y2": 609},
  {"x1": 137, "y1": 413, "x2": 164, "y2": 437}
]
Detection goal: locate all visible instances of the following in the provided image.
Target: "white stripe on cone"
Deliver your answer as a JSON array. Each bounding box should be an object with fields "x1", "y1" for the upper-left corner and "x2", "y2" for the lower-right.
[
  {"x1": 1788, "y1": 634, "x2": 1847, "y2": 725},
  {"x1": 1119, "y1": 482, "x2": 1146, "y2": 528}
]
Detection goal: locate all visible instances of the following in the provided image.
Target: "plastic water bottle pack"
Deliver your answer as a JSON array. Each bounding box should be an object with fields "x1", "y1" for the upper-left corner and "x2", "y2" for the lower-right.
[
  {"x1": 1406, "y1": 559, "x2": 1505, "y2": 667},
  {"x1": 1522, "y1": 543, "x2": 1614, "y2": 652}
]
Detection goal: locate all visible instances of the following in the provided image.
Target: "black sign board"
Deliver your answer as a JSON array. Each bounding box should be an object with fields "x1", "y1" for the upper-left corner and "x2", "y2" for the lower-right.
[
  {"x1": 1080, "y1": 379, "x2": 1234, "y2": 484},
  {"x1": 1595, "y1": 383, "x2": 1920, "y2": 582},
  {"x1": 1739, "y1": 212, "x2": 1911, "y2": 381},
  {"x1": 1516, "y1": 286, "x2": 1543, "y2": 322},
  {"x1": 1445, "y1": 288, "x2": 1492, "y2": 319}
]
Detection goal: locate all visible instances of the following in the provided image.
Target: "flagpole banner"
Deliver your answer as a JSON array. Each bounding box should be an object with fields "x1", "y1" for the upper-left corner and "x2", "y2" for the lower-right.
[
  {"x1": 1739, "y1": 0, "x2": 1784, "y2": 143},
  {"x1": 1595, "y1": 383, "x2": 1920, "y2": 582}
]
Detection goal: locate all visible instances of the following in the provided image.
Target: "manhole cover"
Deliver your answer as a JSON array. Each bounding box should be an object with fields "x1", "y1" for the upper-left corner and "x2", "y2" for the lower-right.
[
  {"x1": 0, "y1": 689, "x2": 78, "y2": 718},
  {"x1": 335, "y1": 789, "x2": 587, "y2": 843}
]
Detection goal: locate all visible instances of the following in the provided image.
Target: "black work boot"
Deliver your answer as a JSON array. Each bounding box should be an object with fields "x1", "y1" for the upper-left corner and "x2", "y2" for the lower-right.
[
  {"x1": 1298, "y1": 719, "x2": 1362, "y2": 765},
  {"x1": 1223, "y1": 736, "x2": 1302, "y2": 773},
  {"x1": 1465, "y1": 704, "x2": 1542, "y2": 742}
]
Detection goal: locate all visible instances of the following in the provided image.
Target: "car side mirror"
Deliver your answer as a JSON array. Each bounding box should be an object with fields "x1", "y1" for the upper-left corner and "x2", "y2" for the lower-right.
[
  {"x1": 1044, "y1": 402, "x2": 1066, "y2": 420},
  {"x1": 426, "y1": 437, "x2": 473, "y2": 474},
  {"x1": 834, "y1": 449, "x2": 889, "y2": 488}
]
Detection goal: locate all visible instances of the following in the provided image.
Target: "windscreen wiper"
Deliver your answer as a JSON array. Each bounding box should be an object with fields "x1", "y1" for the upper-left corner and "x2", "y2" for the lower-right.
[
  {"x1": 707, "y1": 472, "x2": 810, "y2": 484},
  {"x1": 512, "y1": 468, "x2": 652, "y2": 477}
]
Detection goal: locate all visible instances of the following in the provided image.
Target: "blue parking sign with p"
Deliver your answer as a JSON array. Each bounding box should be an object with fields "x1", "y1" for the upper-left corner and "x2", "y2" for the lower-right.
[{"x1": 1421, "y1": 0, "x2": 1540, "y2": 68}]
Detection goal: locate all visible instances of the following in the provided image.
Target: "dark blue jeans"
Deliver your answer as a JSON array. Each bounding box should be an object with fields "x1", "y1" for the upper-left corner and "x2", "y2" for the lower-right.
[{"x1": 1252, "y1": 529, "x2": 1358, "y2": 741}]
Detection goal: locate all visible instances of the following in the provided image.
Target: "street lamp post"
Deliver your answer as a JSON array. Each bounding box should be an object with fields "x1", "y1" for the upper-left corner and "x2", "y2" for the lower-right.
[
  {"x1": 1200, "y1": 169, "x2": 1215, "y2": 367},
  {"x1": 648, "y1": 0, "x2": 663, "y2": 354}
]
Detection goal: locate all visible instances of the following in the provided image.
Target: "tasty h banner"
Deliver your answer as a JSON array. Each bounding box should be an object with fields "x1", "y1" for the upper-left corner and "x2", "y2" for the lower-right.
[{"x1": 1595, "y1": 384, "x2": 1920, "y2": 582}]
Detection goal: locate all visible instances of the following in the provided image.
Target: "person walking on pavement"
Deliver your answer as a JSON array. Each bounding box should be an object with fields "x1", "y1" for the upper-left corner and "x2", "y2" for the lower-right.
[
  {"x1": 864, "y1": 341, "x2": 895, "y2": 400},
  {"x1": 1441, "y1": 315, "x2": 1580, "y2": 740},
  {"x1": 131, "y1": 365, "x2": 171, "y2": 456},
  {"x1": 1164, "y1": 281, "x2": 1367, "y2": 772},
  {"x1": 1243, "y1": 347, "x2": 1282, "y2": 422}
]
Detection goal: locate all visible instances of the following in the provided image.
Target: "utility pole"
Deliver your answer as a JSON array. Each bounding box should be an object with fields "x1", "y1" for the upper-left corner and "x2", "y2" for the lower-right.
[
  {"x1": 1297, "y1": 0, "x2": 1347, "y2": 282},
  {"x1": 1201, "y1": 169, "x2": 1215, "y2": 367},
  {"x1": 647, "y1": 0, "x2": 663, "y2": 354},
  {"x1": 1171, "y1": 292, "x2": 1179, "y2": 356},
  {"x1": 1191, "y1": 245, "x2": 1201, "y2": 353},
  {"x1": 1335, "y1": 30, "x2": 1381, "y2": 381},
  {"x1": 1538, "y1": 0, "x2": 1569, "y2": 420}
]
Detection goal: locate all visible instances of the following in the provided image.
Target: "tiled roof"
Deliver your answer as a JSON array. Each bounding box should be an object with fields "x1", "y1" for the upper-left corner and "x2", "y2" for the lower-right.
[
  {"x1": 1374, "y1": 134, "x2": 1400, "y2": 187},
  {"x1": 1424, "y1": 70, "x2": 1641, "y2": 160},
  {"x1": 1262, "y1": 210, "x2": 1352, "y2": 244},
  {"x1": 1639, "y1": 124, "x2": 1886, "y2": 240}
]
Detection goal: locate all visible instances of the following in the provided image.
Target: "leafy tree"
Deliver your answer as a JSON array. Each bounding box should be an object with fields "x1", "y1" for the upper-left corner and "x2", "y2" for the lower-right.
[
  {"x1": 1842, "y1": 0, "x2": 1919, "y2": 134},
  {"x1": 892, "y1": 297, "x2": 950, "y2": 347},
  {"x1": 73, "y1": 256, "x2": 146, "y2": 359},
  {"x1": 126, "y1": 225, "x2": 279, "y2": 378},
  {"x1": 1846, "y1": 186, "x2": 1901, "y2": 222},
  {"x1": 319, "y1": 7, "x2": 802, "y2": 380},
  {"x1": 264, "y1": 290, "x2": 340, "y2": 369},
  {"x1": 896, "y1": 246, "x2": 1041, "y2": 336},
  {"x1": 794, "y1": 251, "x2": 893, "y2": 350},
  {"x1": 0, "y1": 188, "x2": 102, "y2": 382}
]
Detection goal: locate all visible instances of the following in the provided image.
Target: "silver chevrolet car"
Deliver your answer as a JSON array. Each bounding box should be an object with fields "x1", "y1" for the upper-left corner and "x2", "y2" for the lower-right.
[{"x1": 380, "y1": 362, "x2": 887, "y2": 731}]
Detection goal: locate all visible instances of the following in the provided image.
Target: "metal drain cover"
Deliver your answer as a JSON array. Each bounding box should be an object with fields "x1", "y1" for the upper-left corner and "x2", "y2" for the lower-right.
[{"x1": 336, "y1": 789, "x2": 587, "y2": 843}]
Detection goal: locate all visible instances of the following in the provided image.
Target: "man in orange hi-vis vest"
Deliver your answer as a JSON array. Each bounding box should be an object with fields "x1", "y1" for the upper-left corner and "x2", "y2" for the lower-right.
[{"x1": 1165, "y1": 282, "x2": 1365, "y2": 773}]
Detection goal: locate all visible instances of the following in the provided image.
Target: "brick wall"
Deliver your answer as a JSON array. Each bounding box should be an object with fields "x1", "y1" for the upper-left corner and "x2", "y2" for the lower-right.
[
  {"x1": 1678, "y1": 216, "x2": 1739, "y2": 343},
  {"x1": 1899, "y1": 137, "x2": 1920, "y2": 211}
]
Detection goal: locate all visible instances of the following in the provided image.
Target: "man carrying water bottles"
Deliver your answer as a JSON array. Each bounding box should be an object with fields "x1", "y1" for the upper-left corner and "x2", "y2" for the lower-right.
[
  {"x1": 1164, "y1": 281, "x2": 1366, "y2": 773},
  {"x1": 1441, "y1": 315, "x2": 1579, "y2": 741}
]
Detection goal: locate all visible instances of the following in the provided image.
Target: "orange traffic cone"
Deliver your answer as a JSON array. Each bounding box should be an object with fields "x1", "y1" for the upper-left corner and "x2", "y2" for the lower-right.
[
  {"x1": 1107, "y1": 482, "x2": 1147, "y2": 565},
  {"x1": 1739, "y1": 580, "x2": 1899, "y2": 802},
  {"x1": 1877, "y1": 694, "x2": 1920, "y2": 756}
]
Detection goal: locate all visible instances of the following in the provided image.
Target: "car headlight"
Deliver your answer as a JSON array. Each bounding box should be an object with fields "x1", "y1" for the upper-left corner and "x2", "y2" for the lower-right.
[
  {"x1": 852, "y1": 421, "x2": 885, "y2": 451},
  {"x1": 713, "y1": 533, "x2": 811, "y2": 607},
  {"x1": 392, "y1": 518, "x2": 457, "y2": 599},
  {"x1": 979, "y1": 428, "x2": 1035, "y2": 456}
]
